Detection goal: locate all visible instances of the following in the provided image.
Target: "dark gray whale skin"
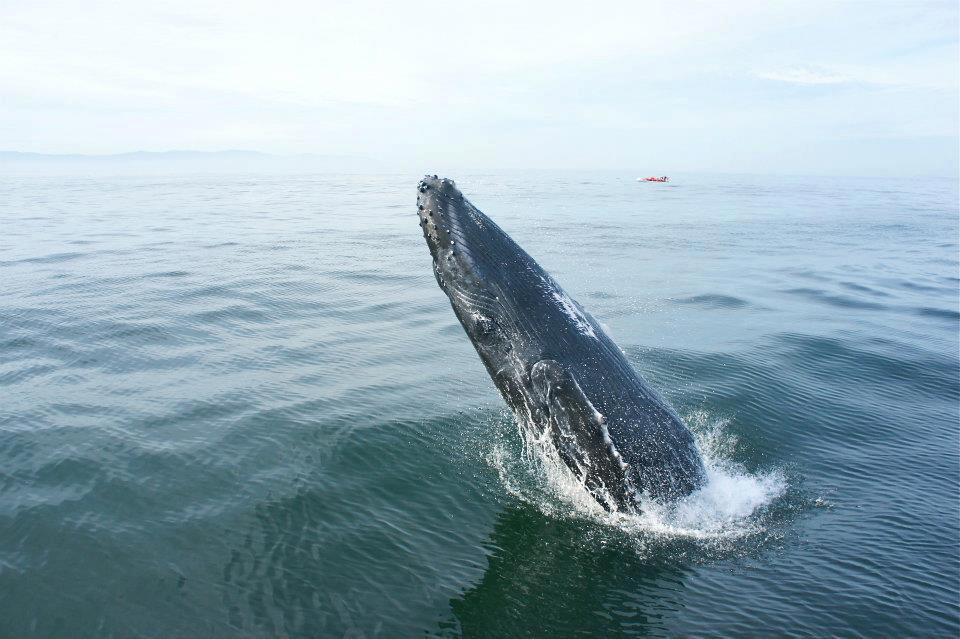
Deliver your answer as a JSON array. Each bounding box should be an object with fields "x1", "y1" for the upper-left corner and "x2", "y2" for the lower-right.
[{"x1": 416, "y1": 176, "x2": 706, "y2": 511}]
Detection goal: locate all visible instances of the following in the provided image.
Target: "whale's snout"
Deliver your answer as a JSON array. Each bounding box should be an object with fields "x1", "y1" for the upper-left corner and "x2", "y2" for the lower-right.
[
  {"x1": 416, "y1": 175, "x2": 464, "y2": 261},
  {"x1": 415, "y1": 175, "x2": 521, "y2": 296}
]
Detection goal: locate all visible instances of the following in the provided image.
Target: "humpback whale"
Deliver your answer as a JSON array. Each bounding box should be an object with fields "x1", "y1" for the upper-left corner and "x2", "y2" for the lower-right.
[{"x1": 416, "y1": 176, "x2": 705, "y2": 511}]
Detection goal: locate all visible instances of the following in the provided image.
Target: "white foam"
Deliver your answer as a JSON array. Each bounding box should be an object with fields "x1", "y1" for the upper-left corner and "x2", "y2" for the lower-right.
[{"x1": 542, "y1": 276, "x2": 597, "y2": 338}]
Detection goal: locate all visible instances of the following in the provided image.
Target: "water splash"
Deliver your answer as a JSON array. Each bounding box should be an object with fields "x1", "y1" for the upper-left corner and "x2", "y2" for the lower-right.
[{"x1": 485, "y1": 409, "x2": 786, "y2": 543}]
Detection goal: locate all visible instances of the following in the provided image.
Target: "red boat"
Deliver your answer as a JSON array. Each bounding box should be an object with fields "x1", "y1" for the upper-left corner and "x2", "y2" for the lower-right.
[{"x1": 639, "y1": 176, "x2": 669, "y2": 182}]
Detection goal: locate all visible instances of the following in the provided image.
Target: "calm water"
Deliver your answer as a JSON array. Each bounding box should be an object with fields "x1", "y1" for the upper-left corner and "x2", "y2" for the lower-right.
[{"x1": 1, "y1": 172, "x2": 957, "y2": 638}]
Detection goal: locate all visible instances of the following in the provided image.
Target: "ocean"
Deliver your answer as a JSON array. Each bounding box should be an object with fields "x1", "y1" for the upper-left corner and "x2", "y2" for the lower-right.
[{"x1": 1, "y1": 171, "x2": 957, "y2": 637}]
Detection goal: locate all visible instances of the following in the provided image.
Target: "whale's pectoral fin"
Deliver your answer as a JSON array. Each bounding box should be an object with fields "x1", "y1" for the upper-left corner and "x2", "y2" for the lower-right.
[{"x1": 530, "y1": 360, "x2": 632, "y2": 511}]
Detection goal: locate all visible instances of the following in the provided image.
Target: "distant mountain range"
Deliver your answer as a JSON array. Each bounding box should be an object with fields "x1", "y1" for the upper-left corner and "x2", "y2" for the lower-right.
[{"x1": 0, "y1": 150, "x2": 389, "y2": 174}]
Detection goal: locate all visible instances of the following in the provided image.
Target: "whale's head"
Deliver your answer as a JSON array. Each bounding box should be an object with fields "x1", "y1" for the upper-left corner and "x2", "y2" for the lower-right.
[
  {"x1": 416, "y1": 174, "x2": 520, "y2": 303},
  {"x1": 415, "y1": 175, "x2": 541, "y2": 380},
  {"x1": 415, "y1": 175, "x2": 516, "y2": 278}
]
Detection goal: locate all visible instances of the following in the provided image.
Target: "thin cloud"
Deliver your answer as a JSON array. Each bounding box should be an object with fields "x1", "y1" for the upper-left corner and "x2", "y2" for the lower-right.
[
  {"x1": 756, "y1": 67, "x2": 852, "y2": 85},
  {"x1": 0, "y1": 1, "x2": 955, "y2": 175}
]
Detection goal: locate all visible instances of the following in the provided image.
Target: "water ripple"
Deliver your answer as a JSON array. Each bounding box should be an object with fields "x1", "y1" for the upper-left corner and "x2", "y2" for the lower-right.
[{"x1": 0, "y1": 172, "x2": 956, "y2": 638}]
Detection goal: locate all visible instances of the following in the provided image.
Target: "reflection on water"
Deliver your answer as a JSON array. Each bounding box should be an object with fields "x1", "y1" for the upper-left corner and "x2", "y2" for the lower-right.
[{"x1": 444, "y1": 503, "x2": 692, "y2": 637}]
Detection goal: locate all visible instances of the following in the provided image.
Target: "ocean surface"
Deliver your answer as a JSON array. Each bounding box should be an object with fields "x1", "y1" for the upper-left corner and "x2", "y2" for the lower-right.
[{"x1": 1, "y1": 171, "x2": 957, "y2": 638}]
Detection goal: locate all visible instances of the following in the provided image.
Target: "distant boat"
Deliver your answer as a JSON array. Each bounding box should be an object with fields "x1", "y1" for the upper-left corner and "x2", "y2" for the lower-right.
[{"x1": 638, "y1": 176, "x2": 669, "y2": 182}]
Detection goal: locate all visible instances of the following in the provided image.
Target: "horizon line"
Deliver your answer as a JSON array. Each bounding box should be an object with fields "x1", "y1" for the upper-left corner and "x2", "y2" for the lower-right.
[{"x1": 1, "y1": 149, "x2": 956, "y2": 180}]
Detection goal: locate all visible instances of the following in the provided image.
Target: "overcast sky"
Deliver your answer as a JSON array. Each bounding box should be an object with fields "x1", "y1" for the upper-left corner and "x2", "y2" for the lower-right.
[{"x1": 1, "y1": 1, "x2": 957, "y2": 175}]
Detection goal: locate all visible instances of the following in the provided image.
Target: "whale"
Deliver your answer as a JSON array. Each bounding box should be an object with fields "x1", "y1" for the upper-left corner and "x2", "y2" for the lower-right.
[{"x1": 416, "y1": 175, "x2": 706, "y2": 511}]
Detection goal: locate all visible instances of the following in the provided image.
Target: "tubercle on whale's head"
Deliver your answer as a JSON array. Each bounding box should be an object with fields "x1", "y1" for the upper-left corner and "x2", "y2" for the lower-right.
[
  {"x1": 415, "y1": 174, "x2": 482, "y2": 289},
  {"x1": 415, "y1": 175, "x2": 463, "y2": 262}
]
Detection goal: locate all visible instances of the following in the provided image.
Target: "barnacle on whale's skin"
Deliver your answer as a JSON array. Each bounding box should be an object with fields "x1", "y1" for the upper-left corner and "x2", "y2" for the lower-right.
[{"x1": 415, "y1": 176, "x2": 706, "y2": 512}]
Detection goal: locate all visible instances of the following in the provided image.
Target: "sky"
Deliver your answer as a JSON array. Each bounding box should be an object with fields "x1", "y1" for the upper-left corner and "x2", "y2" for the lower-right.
[{"x1": 1, "y1": 0, "x2": 957, "y2": 176}]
